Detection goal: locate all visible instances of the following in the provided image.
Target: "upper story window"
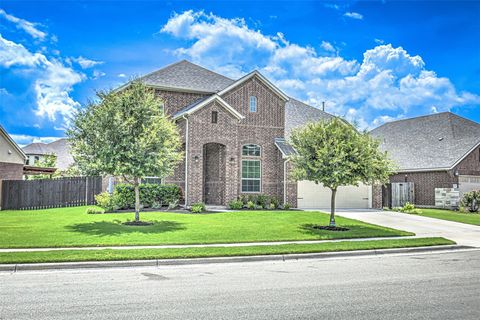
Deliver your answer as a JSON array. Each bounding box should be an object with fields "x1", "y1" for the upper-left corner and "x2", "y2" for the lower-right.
[
  {"x1": 212, "y1": 111, "x2": 218, "y2": 123},
  {"x1": 249, "y1": 96, "x2": 257, "y2": 112},
  {"x1": 242, "y1": 144, "x2": 261, "y2": 157}
]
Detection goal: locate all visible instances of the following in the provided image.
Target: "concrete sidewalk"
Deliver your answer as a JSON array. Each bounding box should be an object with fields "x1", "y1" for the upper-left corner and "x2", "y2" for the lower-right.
[
  {"x1": 334, "y1": 209, "x2": 480, "y2": 247},
  {"x1": 0, "y1": 236, "x2": 421, "y2": 253}
]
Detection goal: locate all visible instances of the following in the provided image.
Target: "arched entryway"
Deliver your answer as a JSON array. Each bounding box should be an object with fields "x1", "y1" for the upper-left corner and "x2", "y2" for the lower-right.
[{"x1": 203, "y1": 143, "x2": 227, "y2": 205}]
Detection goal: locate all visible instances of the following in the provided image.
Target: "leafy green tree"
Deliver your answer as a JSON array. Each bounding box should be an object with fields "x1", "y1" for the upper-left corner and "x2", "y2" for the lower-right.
[
  {"x1": 53, "y1": 164, "x2": 82, "y2": 178},
  {"x1": 27, "y1": 153, "x2": 57, "y2": 180},
  {"x1": 289, "y1": 118, "x2": 395, "y2": 227},
  {"x1": 67, "y1": 81, "x2": 183, "y2": 222}
]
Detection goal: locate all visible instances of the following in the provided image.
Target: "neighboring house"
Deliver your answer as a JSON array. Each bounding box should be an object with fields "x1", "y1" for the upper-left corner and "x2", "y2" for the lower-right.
[
  {"x1": 22, "y1": 138, "x2": 74, "y2": 170},
  {"x1": 126, "y1": 60, "x2": 334, "y2": 207},
  {"x1": 0, "y1": 125, "x2": 26, "y2": 181},
  {"x1": 371, "y1": 112, "x2": 480, "y2": 207}
]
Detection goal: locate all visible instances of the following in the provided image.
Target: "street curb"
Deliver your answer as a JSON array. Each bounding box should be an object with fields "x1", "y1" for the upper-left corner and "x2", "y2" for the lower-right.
[{"x1": 0, "y1": 245, "x2": 474, "y2": 272}]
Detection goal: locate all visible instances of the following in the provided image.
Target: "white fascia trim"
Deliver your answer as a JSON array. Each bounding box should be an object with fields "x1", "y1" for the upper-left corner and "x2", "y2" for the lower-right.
[
  {"x1": 398, "y1": 167, "x2": 450, "y2": 173},
  {"x1": 0, "y1": 125, "x2": 27, "y2": 160},
  {"x1": 217, "y1": 71, "x2": 289, "y2": 102},
  {"x1": 174, "y1": 95, "x2": 245, "y2": 121},
  {"x1": 450, "y1": 140, "x2": 480, "y2": 169}
]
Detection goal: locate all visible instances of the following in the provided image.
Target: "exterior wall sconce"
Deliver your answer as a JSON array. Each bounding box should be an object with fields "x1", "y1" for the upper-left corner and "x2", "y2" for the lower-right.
[
  {"x1": 194, "y1": 155, "x2": 199, "y2": 163},
  {"x1": 454, "y1": 169, "x2": 459, "y2": 176}
]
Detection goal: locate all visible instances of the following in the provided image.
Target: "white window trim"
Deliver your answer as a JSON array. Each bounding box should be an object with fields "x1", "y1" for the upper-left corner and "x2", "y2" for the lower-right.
[
  {"x1": 249, "y1": 96, "x2": 257, "y2": 113},
  {"x1": 242, "y1": 143, "x2": 261, "y2": 157},
  {"x1": 241, "y1": 159, "x2": 262, "y2": 193}
]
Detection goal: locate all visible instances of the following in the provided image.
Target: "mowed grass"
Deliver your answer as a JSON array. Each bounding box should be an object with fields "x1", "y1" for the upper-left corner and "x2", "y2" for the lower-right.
[
  {"x1": 0, "y1": 206, "x2": 413, "y2": 249},
  {"x1": 0, "y1": 237, "x2": 453, "y2": 264},
  {"x1": 415, "y1": 208, "x2": 480, "y2": 226}
]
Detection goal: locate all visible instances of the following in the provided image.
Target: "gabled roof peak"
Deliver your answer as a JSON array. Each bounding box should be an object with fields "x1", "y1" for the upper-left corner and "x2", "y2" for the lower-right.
[{"x1": 137, "y1": 60, "x2": 235, "y2": 93}]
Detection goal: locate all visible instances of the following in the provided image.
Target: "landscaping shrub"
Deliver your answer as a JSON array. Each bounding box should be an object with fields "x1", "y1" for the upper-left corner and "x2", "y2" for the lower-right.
[
  {"x1": 269, "y1": 203, "x2": 276, "y2": 210},
  {"x1": 397, "y1": 202, "x2": 422, "y2": 214},
  {"x1": 238, "y1": 194, "x2": 281, "y2": 209},
  {"x1": 112, "y1": 183, "x2": 182, "y2": 210},
  {"x1": 191, "y1": 202, "x2": 206, "y2": 213},
  {"x1": 228, "y1": 199, "x2": 244, "y2": 210},
  {"x1": 168, "y1": 199, "x2": 179, "y2": 210},
  {"x1": 246, "y1": 201, "x2": 255, "y2": 209},
  {"x1": 283, "y1": 203, "x2": 291, "y2": 210},
  {"x1": 94, "y1": 192, "x2": 114, "y2": 211},
  {"x1": 461, "y1": 190, "x2": 479, "y2": 213},
  {"x1": 85, "y1": 207, "x2": 105, "y2": 214}
]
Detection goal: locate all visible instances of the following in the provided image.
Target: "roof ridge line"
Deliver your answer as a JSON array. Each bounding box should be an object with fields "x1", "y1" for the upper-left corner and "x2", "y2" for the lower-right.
[{"x1": 371, "y1": 111, "x2": 452, "y2": 130}]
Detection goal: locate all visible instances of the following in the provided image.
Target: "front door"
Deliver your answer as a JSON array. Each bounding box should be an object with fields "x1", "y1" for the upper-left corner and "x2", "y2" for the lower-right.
[{"x1": 203, "y1": 143, "x2": 226, "y2": 205}]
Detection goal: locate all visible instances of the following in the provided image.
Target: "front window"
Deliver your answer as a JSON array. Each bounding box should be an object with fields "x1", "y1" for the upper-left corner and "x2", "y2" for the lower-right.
[
  {"x1": 249, "y1": 96, "x2": 257, "y2": 112},
  {"x1": 242, "y1": 144, "x2": 261, "y2": 156},
  {"x1": 242, "y1": 160, "x2": 261, "y2": 192}
]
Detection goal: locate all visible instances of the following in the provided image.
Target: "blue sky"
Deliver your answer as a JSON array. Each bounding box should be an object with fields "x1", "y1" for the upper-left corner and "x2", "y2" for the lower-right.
[{"x1": 1, "y1": 0, "x2": 479, "y2": 145}]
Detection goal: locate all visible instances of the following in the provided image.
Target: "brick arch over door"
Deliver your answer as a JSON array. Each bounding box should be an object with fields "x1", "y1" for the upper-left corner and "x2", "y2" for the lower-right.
[{"x1": 203, "y1": 142, "x2": 227, "y2": 205}]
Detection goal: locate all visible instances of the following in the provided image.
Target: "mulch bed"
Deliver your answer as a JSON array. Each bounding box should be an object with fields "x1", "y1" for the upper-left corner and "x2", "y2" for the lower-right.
[
  {"x1": 311, "y1": 225, "x2": 350, "y2": 231},
  {"x1": 123, "y1": 221, "x2": 154, "y2": 226}
]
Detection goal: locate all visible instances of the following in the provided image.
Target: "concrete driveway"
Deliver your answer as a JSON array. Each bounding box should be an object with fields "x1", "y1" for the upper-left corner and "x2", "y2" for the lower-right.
[{"x1": 332, "y1": 209, "x2": 480, "y2": 247}]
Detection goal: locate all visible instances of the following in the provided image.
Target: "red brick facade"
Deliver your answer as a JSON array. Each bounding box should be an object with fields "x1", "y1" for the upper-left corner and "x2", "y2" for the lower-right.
[
  {"x1": 373, "y1": 146, "x2": 480, "y2": 208},
  {"x1": 159, "y1": 75, "x2": 296, "y2": 206}
]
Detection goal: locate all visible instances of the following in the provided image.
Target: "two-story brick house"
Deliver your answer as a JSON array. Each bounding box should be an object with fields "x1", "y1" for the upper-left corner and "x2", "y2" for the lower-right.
[{"x1": 129, "y1": 60, "x2": 333, "y2": 207}]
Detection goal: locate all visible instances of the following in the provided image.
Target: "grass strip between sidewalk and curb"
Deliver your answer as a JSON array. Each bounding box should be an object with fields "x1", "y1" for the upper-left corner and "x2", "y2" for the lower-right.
[{"x1": 0, "y1": 237, "x2": 454, "y2": 264}]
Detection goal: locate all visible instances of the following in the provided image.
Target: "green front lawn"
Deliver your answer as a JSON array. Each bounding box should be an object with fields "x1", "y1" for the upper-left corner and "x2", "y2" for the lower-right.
[
  {"x1": 414, "y1": 208, "x2": 480, "y2": 226},
  {"x1": 0, "y1": 237, "x2": 453, "y2": 264},
  {"x1": 0, "y1": 206, "x2": 413, "y2": 248}
]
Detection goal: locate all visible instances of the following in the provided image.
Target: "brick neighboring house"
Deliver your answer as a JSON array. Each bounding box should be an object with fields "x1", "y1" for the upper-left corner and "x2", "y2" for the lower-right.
[
  {"x1": 0, "y1": 125, "x2": 26, "y2": 181},
  {"x1": 371, "y1": 112, "x2": 480, "y2": 207},
  {"x1": 127, "y1": 60, "x2": 333, "y2": 207}
]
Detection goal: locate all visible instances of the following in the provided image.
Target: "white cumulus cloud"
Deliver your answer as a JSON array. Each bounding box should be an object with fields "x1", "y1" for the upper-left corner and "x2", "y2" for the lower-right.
[
  {"x1": 160, "y1": 11, "x2": 480, "y2": 128},
  {"x1": 344, "y1": 12, "x2": 364, "y2": 20},
  {"x1": 0, "y1": 34, "x2": 84, "y2": 122},
  {"x1": 0, "y1": 9, "x2": 47, "y2": 40},
  {"x1": 72, "y1": 56, "x2": 103, "y2": 69}
]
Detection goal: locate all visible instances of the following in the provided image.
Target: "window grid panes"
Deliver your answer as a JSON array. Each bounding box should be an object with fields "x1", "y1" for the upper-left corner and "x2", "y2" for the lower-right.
[
  {"x1": 249, "y1": 96, "x2": 257, "y2": 112},
  {"x1": 242, "y1": 160, "x2": 261, "y2": 192},
  {"x1": 242, "y1": 144, "x2": 261, "y2": 157}
]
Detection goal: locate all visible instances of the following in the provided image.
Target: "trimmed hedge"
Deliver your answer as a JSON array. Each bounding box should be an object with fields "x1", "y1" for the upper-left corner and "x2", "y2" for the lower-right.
[{"x1": 95, "y1": 183, "x2": 182, "y2": 211}]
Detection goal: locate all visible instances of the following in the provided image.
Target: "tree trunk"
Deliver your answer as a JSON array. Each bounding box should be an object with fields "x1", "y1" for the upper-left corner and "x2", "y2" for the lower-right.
[
  {"x1": 134, "y1": 177, "x2": 140, "y2": 222},
  {"x1": 329, "y1": 188, "x2": 337, "y2": 227}
]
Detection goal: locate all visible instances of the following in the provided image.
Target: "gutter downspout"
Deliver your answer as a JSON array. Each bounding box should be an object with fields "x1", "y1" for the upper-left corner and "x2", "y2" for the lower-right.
[
  {"x1": 283, "y1": 158, "x2": 289, "y2": 205},
  {"x1": 182, "y1": 115, "x2": 189, "y2": 207}
]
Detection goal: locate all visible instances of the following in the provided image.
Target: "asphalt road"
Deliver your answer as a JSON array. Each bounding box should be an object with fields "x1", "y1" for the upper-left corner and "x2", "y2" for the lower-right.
[{"x1": 1, "y1": 250, "x2": 480, "y2": 320}]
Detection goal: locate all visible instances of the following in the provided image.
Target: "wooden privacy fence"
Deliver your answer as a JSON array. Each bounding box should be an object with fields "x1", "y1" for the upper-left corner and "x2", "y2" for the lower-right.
[
  {"x1": 0, "y1": 176, "x2": 102, "y2": 210},
  {"x1": 391, "y1": 182, "x2": 415, "y2": 207}
]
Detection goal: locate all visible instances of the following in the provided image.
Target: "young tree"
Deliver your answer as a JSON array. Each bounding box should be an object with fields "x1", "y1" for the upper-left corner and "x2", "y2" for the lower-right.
[
  {"x1": 67, "y1": 81, "x2": 183, "y2": 222},
  {"x1": 289, "y1": 118, "x2": 395, "y2": 227}
]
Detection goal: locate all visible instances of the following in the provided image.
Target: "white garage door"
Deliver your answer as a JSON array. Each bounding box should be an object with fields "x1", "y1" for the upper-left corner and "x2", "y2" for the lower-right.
[
  {"x1": 459, "y1": 175, "x2": 480, "y2": 196},
  {"x1": 297, "y1": 181, "x2": 371, "y2": 209}
]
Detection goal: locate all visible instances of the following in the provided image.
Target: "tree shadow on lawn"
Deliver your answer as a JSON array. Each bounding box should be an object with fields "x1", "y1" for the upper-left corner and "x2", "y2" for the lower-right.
[
  {"x1": 66, "y1": 220, "x2": 186, "y2": 237},
  {"x1": 300, "y1": 224, "x2": 358, "y2": 238}
]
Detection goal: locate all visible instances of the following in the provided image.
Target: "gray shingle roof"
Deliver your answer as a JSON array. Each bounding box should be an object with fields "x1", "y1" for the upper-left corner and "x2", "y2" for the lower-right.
[
  {"x1": 140, "y1": 60, "x2": 235, "y2": 93},
  {"x1": 274, "y1": 138, "x2": 296, "y2": 157},
  {"x1": 22, "y1": 138, "x2": 74, "y2": 170},
  {"x1": 370, "y1": 112, "x2": 480, "y2": 171},
  {"x1": 285, "y1": 98, "x2": 335, "y2": 138}
]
